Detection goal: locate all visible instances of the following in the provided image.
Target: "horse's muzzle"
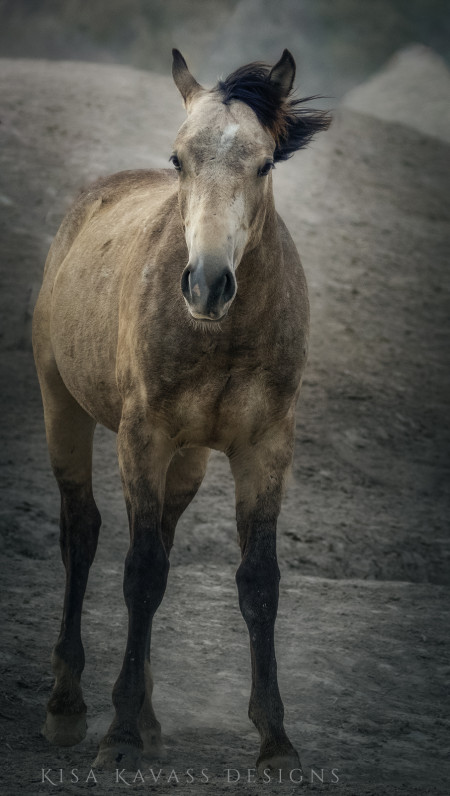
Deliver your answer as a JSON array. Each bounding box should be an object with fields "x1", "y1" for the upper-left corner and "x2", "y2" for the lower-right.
[{"x1": 181, "y1": 257, "x2": 237, "y2": 321}]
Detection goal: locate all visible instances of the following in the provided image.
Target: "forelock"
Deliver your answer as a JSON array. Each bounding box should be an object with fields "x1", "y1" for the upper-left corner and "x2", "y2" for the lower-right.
[{"x1": 215, "y1": 62, "x2": 331, "y2": 162}]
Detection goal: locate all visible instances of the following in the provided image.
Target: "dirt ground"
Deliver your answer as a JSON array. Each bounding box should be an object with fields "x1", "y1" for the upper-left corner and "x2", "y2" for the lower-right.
[{"x1": 0, "y1": 52, "x2": 449, "y2": 796}]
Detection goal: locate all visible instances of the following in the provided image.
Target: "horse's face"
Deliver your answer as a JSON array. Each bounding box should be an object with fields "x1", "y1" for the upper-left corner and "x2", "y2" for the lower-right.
[
  {"x1": 171, "y1": 49, "x2": 330, "y2": 324},
  {"x1": 172, "y1": 78, "x2": 277, "y2": 323},
  {"x1": 173, "y1": 98, "x2": 275, "y2": 322}
]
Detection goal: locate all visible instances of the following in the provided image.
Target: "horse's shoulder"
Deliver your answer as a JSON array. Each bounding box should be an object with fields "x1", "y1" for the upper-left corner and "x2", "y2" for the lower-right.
[
  {"x1": 44, "y1": 170, "x2": 177, "y2": 277},
  {"x1": 64, "y1": 169, "x2": 175, "y2": 220}
]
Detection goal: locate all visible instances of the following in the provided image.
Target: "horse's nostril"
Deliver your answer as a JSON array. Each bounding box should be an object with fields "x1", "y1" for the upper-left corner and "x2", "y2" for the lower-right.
[
  {"x1": 180, "y1": 267, "x2": 191, "y2": 298},
  {"x1": 222, "y1": 270, "x2": 236, "y2": 304}
]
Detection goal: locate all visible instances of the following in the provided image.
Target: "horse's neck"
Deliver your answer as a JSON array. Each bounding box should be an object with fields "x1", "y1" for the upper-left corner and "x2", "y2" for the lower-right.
[{"x1": 239, "y1": 193, "x2": 282, "y2": 290}]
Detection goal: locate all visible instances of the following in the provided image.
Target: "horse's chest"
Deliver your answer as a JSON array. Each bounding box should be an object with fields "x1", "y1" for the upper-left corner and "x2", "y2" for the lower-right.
[{"x1": 149, "y1": 359, "x2": 295, "y2": 451}]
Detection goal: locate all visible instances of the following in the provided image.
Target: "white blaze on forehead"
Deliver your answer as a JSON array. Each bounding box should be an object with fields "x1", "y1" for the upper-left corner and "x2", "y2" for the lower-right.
[{"x1": 218, "y1": 123, "x2": 240, "y2": 154}]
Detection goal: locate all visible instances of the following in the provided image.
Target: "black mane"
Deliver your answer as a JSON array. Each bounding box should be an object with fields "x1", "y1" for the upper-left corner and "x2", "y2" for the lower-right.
[{"x1": 216, "y1": 62, "x2": 330, "y2": 162}]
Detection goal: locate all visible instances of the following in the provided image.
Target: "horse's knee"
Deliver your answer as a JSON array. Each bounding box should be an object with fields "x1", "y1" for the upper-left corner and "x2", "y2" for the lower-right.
[
  {"x1": 59, "y1": 486, "x2": 101, "y2": 568},
  {"x1": 236, "y1": 545, "x2": 280, "y2": 628}
]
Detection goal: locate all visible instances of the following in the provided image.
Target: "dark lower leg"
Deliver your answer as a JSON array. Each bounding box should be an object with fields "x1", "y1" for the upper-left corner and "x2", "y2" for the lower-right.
[
  {"x1": 131, "y1": 449, "x2": 209, "y2": 755},
  {"x1": 98, "y1": 527, "x2": 169, "y2": 756},
  {"x1": 236, "y1": 521, "x2": 300, "y2": 773},
  {"x1": 237, "y1": 530, "x2": 285, "y2": 736},
  {"x1": 230, "y1": 418, "x2": 300, "y2": 774},
  {"x1": 137, "y1": 625, "x2": 163, "y2": 754},
  {"x1": 44, "y1": 482, "x2": 101, "y2": 744}
]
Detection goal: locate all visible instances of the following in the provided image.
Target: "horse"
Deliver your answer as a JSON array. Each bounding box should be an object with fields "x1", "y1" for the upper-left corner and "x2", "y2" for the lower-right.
[{"x1": 32, "y1": 48, "x2": 330, "y2": 776}]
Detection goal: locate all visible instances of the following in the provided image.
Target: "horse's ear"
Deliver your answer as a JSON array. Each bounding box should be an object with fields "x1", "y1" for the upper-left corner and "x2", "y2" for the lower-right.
[
  {"x1": 172, "y1": 49, "x2": 203, "y2": 109},
  {"x1": 269, "y1": 49, "x2": 296, "y2": 99}
]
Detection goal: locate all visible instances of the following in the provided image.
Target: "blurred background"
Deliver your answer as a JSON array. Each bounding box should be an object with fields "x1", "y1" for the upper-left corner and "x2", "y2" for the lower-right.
[{"x1": 0, "y1": 0, "x2": 449, "y2": 97}]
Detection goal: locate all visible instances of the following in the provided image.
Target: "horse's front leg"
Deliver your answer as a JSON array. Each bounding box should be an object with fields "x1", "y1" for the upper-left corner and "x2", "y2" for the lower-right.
[
  {"x1": 230, "y1": 416, "x2": 302, "y2": 778},
  {"x1": 138, "y1": 447, "x2": 210, "y2": 757},
  {"x1": 94, "y1": 413, "x2": 172, "y2": 769}
]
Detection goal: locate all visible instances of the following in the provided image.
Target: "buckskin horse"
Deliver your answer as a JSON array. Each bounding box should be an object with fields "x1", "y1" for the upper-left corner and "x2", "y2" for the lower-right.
[{"x1": 32, "y1": 49, "x2": 330, "y2": 775}]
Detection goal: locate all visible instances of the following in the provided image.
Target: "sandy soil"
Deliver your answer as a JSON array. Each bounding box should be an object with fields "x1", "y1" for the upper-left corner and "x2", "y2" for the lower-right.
[{"x1": 0, "y1": 52, "x2": 449, "y2": 795}]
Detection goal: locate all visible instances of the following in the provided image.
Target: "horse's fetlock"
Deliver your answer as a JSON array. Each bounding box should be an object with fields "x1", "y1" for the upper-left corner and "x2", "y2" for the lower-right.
[
  {"x1": 103, "y1": 717, "x2": 143, "y2": 750},
  {"x1": 52, "y1": 646, "x2": 85, "y2": 679},
  {"x1": 47, "y1": 687, "x2": 86, "y2": 716}
]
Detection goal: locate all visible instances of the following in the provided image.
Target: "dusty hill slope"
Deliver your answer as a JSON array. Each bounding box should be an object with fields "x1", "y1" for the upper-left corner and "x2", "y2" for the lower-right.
[
  {"x1": 0, "y1": 52, "x2": 449, "y2": 795},
  {"x1": 343, "y1": 44, "x2": 450, "y2": 143}
]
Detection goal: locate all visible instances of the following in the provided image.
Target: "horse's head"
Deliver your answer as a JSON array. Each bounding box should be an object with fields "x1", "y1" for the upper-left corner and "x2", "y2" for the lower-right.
[{"x1": 172, "y1": 49, "x2": 330, "y2": 323}]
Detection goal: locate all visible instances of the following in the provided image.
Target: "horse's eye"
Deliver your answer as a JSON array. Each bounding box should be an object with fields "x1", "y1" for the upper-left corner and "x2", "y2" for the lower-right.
[
  {"x1": 258, "y1": 161, "x2": 274, "y2": 177},
  {"x1": 170, "y1": 155, "x2": 182, "y2": 172}
]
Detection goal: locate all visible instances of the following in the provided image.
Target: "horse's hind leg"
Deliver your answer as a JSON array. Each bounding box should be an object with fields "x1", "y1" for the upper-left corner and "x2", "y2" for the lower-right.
[
  {"x1": 138, "y1": 447, "x2": 210, "y2": 757},
  {"x1": 230, "y1": 417, "x2": 301, "y2": 777},
  {"x1": 36, "y1": 359, "x2": 101, "y2": 746}
]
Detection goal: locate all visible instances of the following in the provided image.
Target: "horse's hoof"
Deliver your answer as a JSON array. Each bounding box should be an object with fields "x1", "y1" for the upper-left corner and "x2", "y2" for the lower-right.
[
  {"x1": 93, "y1": 742, "x2": 143, "y2": 771},
  {"x1": 256, "y1": 747, "x2": 302, "y2": 781},
  {"x1": 42, "y1": 711, "x2": 87, "y2": 746}
]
